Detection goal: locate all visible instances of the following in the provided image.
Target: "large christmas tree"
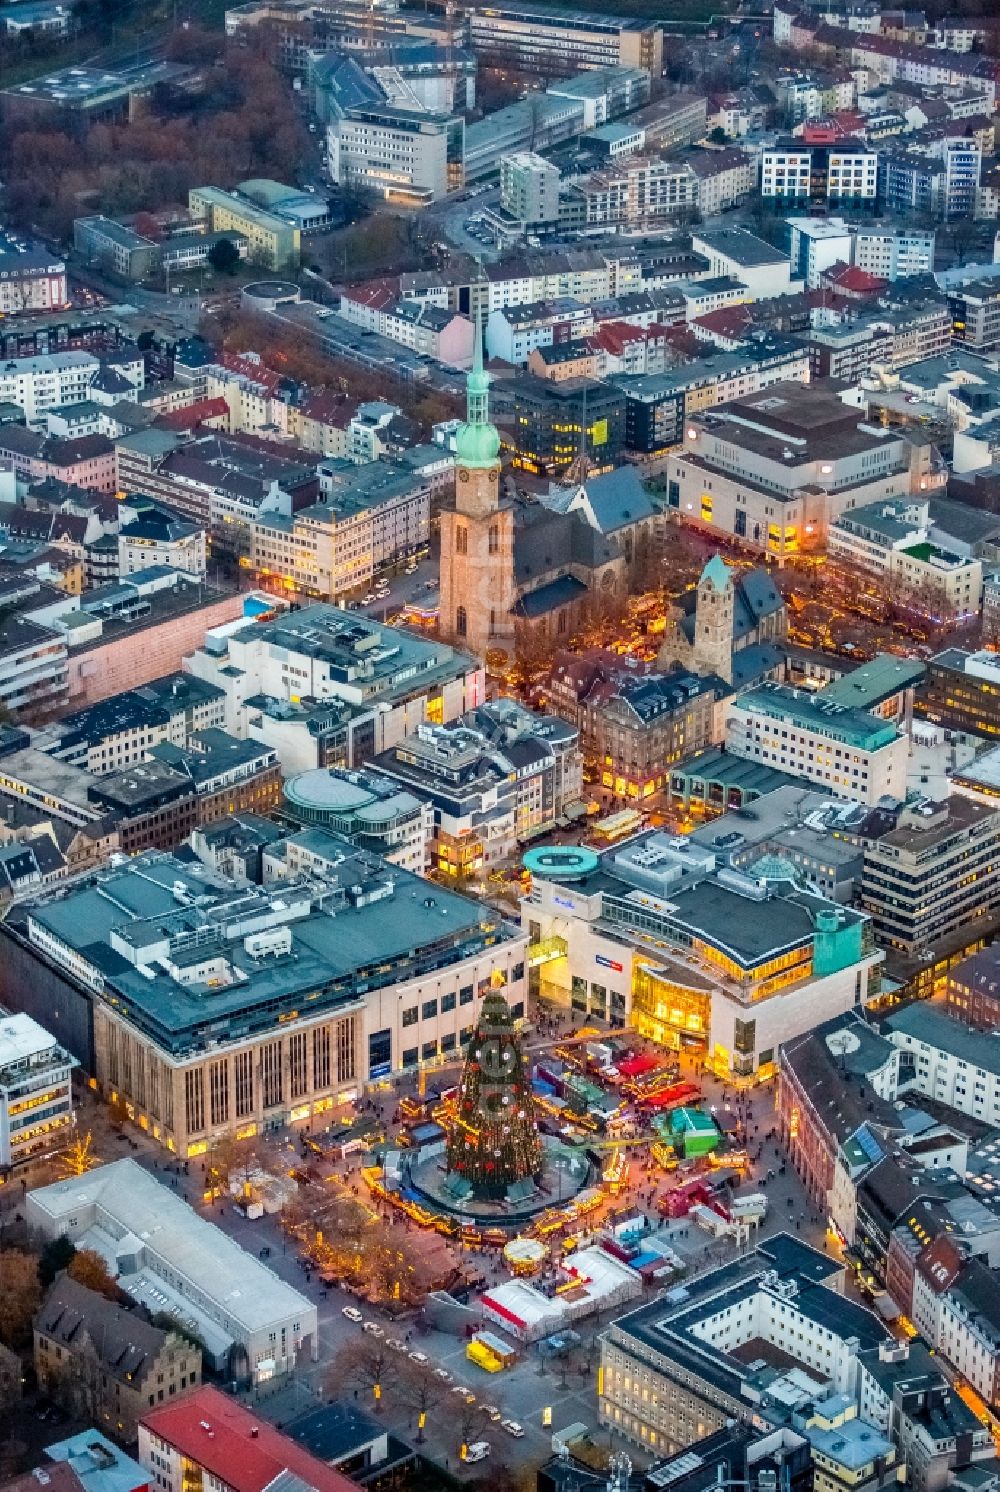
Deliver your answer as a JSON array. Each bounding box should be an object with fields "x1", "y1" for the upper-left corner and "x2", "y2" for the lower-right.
[{"x1": 446, "y1": 988, "x2": 542, "y2": 1199}]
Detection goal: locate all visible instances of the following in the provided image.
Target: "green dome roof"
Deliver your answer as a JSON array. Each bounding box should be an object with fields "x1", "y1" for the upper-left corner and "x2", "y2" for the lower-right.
[{"x1": 456, "y1": 417, "x2": 500, "y2": 467}]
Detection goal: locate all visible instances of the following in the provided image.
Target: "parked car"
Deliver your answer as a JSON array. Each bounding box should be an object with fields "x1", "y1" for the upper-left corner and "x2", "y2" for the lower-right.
[
  {"x1": 501, "y1": 1420, "x2": 525, "y2": 1437},
  {"x1": 465, "y1": 1443, "x2": 491, "y2": 1463},
  {"x1": 342, "y1": 1306, "x2": 363, "y2": 1323}
]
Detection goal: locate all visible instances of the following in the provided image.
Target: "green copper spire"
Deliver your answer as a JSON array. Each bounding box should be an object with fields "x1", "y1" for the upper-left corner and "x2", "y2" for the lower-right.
[{"x1": 455, "y1": 305, "x2": 500, "y2": 469}]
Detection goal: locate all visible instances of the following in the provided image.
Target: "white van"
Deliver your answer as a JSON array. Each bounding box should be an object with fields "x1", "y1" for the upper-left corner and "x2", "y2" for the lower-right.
[{"x1": 465, "y1": 1442, "x2": 491, "y2": 1463}]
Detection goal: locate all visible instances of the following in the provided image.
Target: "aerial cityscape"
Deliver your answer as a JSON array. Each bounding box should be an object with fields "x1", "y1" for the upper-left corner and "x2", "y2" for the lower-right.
[{"x1": 3, "y1": 0, "x2": 1000, "y2": 1490}]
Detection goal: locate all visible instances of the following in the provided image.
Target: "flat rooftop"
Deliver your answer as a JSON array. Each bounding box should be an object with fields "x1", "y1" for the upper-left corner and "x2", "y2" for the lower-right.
[
  {"x1": 820, "y1": 654, "x2": 926, "y2": 710},
  {"x1": 27, "y1": 1158, "x2": 313, "y2": 1336},
  {"x1": 735, "y1": 681, "x2": 900, "y2": 751}
]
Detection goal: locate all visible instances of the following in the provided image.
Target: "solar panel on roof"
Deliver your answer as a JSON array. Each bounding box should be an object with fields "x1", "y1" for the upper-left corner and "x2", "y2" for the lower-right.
[{"x1": 855, "y1": 1125, "x2": 885, "y2": 1166}]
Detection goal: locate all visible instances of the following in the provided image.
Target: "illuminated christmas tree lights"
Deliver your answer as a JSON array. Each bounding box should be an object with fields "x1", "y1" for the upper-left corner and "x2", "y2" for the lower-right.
[{"x1": 446, "y1": 988, "x2": 542, "y2": 1199}]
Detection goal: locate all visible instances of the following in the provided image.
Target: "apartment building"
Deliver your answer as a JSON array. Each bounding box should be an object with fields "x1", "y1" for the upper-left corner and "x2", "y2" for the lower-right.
[
  {"x1": 37, "y1": 672, "x2": 226, "y2": 774},
  {"x1": 726, "y1": 680, "x2": 908, "y2": 805},
  {"x1": 761, "y1": 140, "x2": 879, "y2": 204},
  {"x1": 0, "y1": 245, "x2": 67, "y2": 314},
  {"x1": 882, "y1": 140, "x2": 981, "y2": 220},
  {"x1": 140, "y1": 1387, "x2": 358, "y2": 1492},
  {"x1": 188, "y1": 187, "x2": 300, "y2": 271},
  {"x1": 35, "y1": 1275, "x2": 202, "y2": 1442},
  {"x1": 0, "y1": 352, "x2": 102, "y2": 427},
  {"x1": 7, "y1": 847, "x2": 527, "y2": 1149},
  {"x1": 0, "y1": 614, "x2": 68, "y2": 718},
  {"x1": 466, "y1": 3, "x2": 663, "y2": 77},
  {"x1": 888, "y1": 1002, "x2": 1000, "y2": 1139},
  {"x1": 0, "y1": 1011, "x2": 76, "y2": 1171},
  {"x1": 852, "y1": 225, "x2": 936, "y2": 279},
  {"x1": 500, "y1": 152, "x2": 562, "y2": 226},
  {"x1": 562, "y1": 156, "x2": 698, "y2": 228},
  {"x1": 486, "y1": 298, "x2": 596, "y2": 365}
]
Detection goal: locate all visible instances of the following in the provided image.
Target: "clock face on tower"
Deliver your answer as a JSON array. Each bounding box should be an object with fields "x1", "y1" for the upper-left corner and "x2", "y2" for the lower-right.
[{"x1": 459, "y1": 469, "x2": 469, "y2": 482}]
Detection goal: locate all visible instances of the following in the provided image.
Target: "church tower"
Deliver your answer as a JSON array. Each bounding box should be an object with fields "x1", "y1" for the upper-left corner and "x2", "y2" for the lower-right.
[
  {"x1": 439, "y1": 311, "x2": 516, "y2": 658},
  {"x1": 691, "y1": 554, "x2": 734, "y2": 684}
]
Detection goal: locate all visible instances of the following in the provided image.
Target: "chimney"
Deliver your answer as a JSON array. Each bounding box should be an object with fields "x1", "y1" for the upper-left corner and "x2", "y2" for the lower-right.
[{"x1": 251, "y1": 1428, "x2": 259, "y2": 1439}]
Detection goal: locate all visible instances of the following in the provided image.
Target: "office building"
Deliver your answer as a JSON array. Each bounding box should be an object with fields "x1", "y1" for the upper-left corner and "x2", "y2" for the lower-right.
[
  {"x1": 28, "y1": 1160, "x2": 318, "y2": 1384},
  {"x1": 464, "y1": 92, "x2": 586, "y2": 182},
  {"x1": 690, "y1": 227, "x2": 800, "y2": 300},
  {"x1": 118, "y1": 501, "x2": 206, "y2": 580},
  {"x1": 917, "y1": 648, "x2": 1000, "y2": 740},
  {"x1": 949, "y1": 279, "x2": 1000, "y2": 355},
  {"x1": 862, "y1": 795, "x2": 1000, "y2": 963},
  {"x1": 35, "y1": 1275, "x2": 203, "y2": 1443},
  {"x1": 946, "y1": 946, "x2": 1000, "y2": 1030},
  {"x1": 187, "y1": 603, "x2": 483, "y2": 774},
  {"x1": 664, "y1": 381, "x2": 944, "y2": 559},
  {"x1": 250, "y1": 463, "x2": 430, "y2": 600},
  {"x1": 188, "y1": 187, "x2": 300, "y2": 271},
  {"x1": 328, "y1": 106, "x2": 463, "y2": 205},
  {"x1": 0, "y1": 1011, "x2": 76, "y2": 1171},
  {"x1": 140, "y1": 1386, "x2": 358, "y2": 1492},
  {"x1": 375, "y1": 699, "x2": 582, "y2": 878},
  {"x1": 510, "y1": 374, "x2": 624, "y2": 477},
  {"x1": 614, "y1": 338, "x2": 811, "y2": 459},
  {"x1": 600, "y1": 1234, "x2": 887, "y2": 1453},
  {"x1": 466, "y1": 3, "x2": 662, "y2": 78},
  {"x1": 74, "y1": 218, "x2": 161, "y2": 282},
  {"x1": 4, "y1": 845, "x2": 526, "y2": 1145},
  {"x1": 828, "y1": 499, "x2": 983, "y2": 623},
  {"x1": 690, "y1": 786, "x2": 872, "y2": 904},
  {"x1": 726, "y1": 681, "x2": 908, "y2": 806},
  {"x1": 524, "y1": 825, "x2": 880, "y2": 1075},
  {"x1": 500, "y1": 153, "x2": 562, "y2": 226}
]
